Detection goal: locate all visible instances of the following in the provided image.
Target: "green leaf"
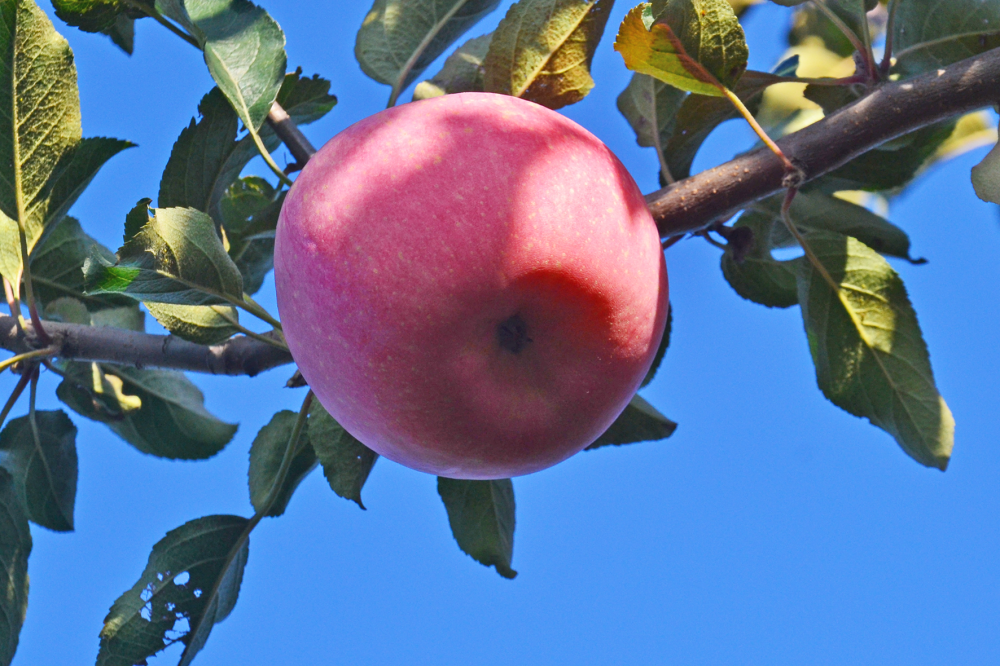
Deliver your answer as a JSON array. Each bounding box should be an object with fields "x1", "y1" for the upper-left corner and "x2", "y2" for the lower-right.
[
  {"x1": 413, "y1": 32, "x2": 493, "y2": 100},
  {"x1": 97, "y1": 515, "x2": 250, "y2": 666},
  {"x1": 587, "y1": 394, "x2": 677, "y2": 449},
  {"x1": 893, "y1": 0, "x2": 1000, "y2": 78},
  {"x1": 0, "y1": 410, "x2": 77, "y2": 532},
  {"x1": 641, "y1": 304, "x2": 672, "y2": 388},
  {"x1": 721, "y1": 206, "x2": 799, "y2": 308},
  {"x1": 52, "y1": 0, "x2": 126, "y2": 33},
  {"x1": 483, "y1": 0, "x2": 614, "y2": 109},
  {"x1": 0, "y1": 468, "x2": 30, "y2": 666},
  {"x1": 662, "y1": 70, "x2": 779, "y2": 180},
  {"x1": 307, "y1": 401, "x2": 378, "y2": 510},
  {"x1": 809, "y1": 121, "x2": 957, "y2": 194},
  {"x1": 616, "y1": 72, "x2": 686, "y2": 182},
  {"x1": 0, "y1": 2, "x2": 131, "y2": 283},
  {"x1": 182, "y1": 0, "x2": 286, "y2": 133},
  {"x1": 159, "y1": 88, "x2": 244, "y2": 219},
  {"x1": 84, "y1": 204, "x2": 245, "y2": 306},
  {"x1": 615, "y1": 0, "x2": 747, "y2": 97},
  {"x1": 56, "y1": 363, "x2": 237, "y2": 460},
  {"x1": 356, "y1": 0, "x2": 501, "y2": 105},
  {"x1": 971, "y1": 141, "x2": 1000, "y2": 205},
  {"x1": 247, "y1": 410, "x2": 318, "y2": 518},
  {"x1": 274, "y1": 68, "x2": 337, "y2": 126},
  {"x1": 438, "y1": 477, "x2": 516, "y2": 579},
  {"x1": 102, "y1": 12, "x2": 135, "y2": 54},
  {"x1": 220, "y1": 177, "x2": 283, "y2": 295},
  {"x1": 28, "y1": 217, "x2": 132, "y2": 311},
  {"x1": 796, "y1": 232, "x2": 954, "y2": 470},
  {"x1": 144, "y1": 302, "x2": 240, "y2": 344}
]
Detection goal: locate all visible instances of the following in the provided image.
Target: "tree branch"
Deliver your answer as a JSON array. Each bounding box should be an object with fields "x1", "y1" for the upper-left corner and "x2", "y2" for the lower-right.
[
  {"x1": 0, "y1": 315, "x2": 293, "y2": 377},
  {"x1": 648, "y1": 47, "x2": 1000, "y2": 237},
  {"x1": 267, "y1": 103, "x2": 317, "y2": 166}
]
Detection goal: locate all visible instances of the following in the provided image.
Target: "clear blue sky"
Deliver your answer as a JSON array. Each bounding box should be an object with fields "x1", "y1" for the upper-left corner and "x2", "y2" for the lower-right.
[{"x1": 8, "y1": 2, "x2": 1000, "y2": 664}]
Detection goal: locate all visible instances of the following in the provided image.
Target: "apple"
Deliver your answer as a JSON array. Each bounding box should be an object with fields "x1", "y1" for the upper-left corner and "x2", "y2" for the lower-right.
[{"x1": 274, "y1": 92, "x2": 668, "y2": 479}]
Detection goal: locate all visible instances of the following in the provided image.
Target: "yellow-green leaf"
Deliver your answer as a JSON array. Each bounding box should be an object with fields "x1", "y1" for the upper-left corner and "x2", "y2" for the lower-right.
[
  {"x1": 614, "y1": 0, "x2": 747, "y2": 98},
  {"x1": 413, "y1": 32, "x2": 493, "y2": 100},
  {"x1": 483, "y1": 0, "x2": 615, "y2": 109}
]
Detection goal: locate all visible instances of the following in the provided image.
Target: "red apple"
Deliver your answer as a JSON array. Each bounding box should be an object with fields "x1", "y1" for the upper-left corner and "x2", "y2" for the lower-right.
[{"x1": 274, "y1": 92, "x2": 668, "y2": 479}]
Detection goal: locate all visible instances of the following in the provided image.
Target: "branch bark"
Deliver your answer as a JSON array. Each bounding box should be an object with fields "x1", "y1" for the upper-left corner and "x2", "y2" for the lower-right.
[
  {"x1": 0, "y1": 315, "x2": 293, "y2": 376},
  {"x1": 648, "y1": 47, "x2": 1000, "y2": 237},
  {"x1": 5, "y1": 50, "x2": 1000, "y2": 377}
]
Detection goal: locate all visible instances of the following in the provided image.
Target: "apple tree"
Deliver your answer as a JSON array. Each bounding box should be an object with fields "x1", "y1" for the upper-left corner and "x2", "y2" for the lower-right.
[{"x1": 0, "y1": 0, "x2": 995, "y2": 662}]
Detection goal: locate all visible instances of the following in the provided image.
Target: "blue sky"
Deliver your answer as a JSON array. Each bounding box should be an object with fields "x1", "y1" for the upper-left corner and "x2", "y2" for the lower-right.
[{"x1": 8, "y1": 2, "x2": 1000, "y2": 664}]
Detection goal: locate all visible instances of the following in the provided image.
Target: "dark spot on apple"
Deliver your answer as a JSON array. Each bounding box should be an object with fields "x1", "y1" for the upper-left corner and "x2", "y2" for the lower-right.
[{"x1": 497, "y1": 314, "x2": 532, "y2": 354}]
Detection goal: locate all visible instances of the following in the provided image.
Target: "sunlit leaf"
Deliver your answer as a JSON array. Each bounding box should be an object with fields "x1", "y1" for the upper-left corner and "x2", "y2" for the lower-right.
[
  {"x1": 413, "y1": 32, "x2": 493, "y2": 100},
  {"x1": 307, "y1": 401, "x2": 378, "y2": 510},
  {"x1": 84, "y1": 203, "x2": 245, "y2": 306},
  {"x1": 615, "y1": 0, "x2": 747, "y2": 97},
  {"x1": 484, "y1": 0, "x2": 614, "y2": 109},
  {"x1": 248, "y1": 410, "x2": 317, "y2": 518},
  {"x1": 438, "y1": 477, "x2": 516, "y2": 579},
  {"x1": 0, "y1": 2, "x2": 131, "y2": 282},
  {"x1": 357, "y1": 0, "x2": 501, "y2": 105},
  {"x1": 587, "y1": 394, "x2": 677, "y2": 449},
  {"x1": 0, "y1": 410, "x2": 77, "y2": 532},
  {"x1": 796, "y1": 232, "x2": 954, "y2": 470},
  {"x1": 97, "y1": 515, "x2": 249, "y2": 666},
  {"x1": 0, "y1": 468, "x2": 30, "y2": 666},
  {"x1": 145, "y1": 302, "x2": 240, "y2": 344}
]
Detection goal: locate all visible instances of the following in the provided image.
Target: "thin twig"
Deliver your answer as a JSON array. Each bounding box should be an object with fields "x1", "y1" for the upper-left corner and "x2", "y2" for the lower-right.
[
  {"x1": 0, "y1": 348, "x2": 56, "y2": 374},
  {"x1": 179, "y1": 390, "x2": 313, "y2": 664},
  {"x1": 0, "y1": 369, "x2": 33, "y2": 429}
]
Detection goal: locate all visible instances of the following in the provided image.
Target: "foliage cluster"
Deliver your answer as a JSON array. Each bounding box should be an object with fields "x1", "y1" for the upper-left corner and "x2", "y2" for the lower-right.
[{"x1": 0, "y1": 0, "x2": 997, "y2": 662}]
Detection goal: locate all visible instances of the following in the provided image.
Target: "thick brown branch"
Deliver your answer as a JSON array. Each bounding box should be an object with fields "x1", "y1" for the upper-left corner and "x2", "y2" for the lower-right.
[
  {"x1": 648, "y1": 48, "x2": 1000, "y2": 237},
  {"x1": 268, "y1": 103, "x2": 317, "y2": 166},
  {"x1": 0, "y1": 315, "x2": 293, "y2": 376}
]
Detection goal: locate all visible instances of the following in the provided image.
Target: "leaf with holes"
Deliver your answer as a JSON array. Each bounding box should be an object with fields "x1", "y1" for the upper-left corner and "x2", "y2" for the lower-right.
[
  {"x1": 438, "y1": 477, "x2": 516, "y2": 579},
  {"x1": 84, "y1": 202, "x2": 245, "y2": 306},
  {"x1": 617, "y1": 72, "x2": 686, "y2": 183},
  {"x1": 893, "y1": 0, "x2": 1000, "y2": 78},
  {"x1": 356, "y1": 0, "x2": 501, "y2": 105},
  {"x1": 248, "y1": 410, "x2": 317, "y2": 518},
  {"x1": 97, "y1": 515, "x2": 249, "y2": 666},
  {"x1": 587, "y1": 394, "x2": 677, "y2": 449},
  {"x1": 0, "y1": 1, "x2": 132, "y2": 283},
  {"x1": 307, "y1": 401, "x2": 378, "y2": 509},
  {"x1": 56, "y1": 363, "x2": 237, "y2": 460},
  {"x1": 413, "y1": 32, "x2": 493, "y2": 100},
  {"x1": 483, "y1": 0, "x2": 614, "y2": 109},
  {"x1": 796, "y1": 232, "x2": 954, "y2": 470},
  {"x1": 615, "y1": 0, "x2": 747, "y2": 97},
  {"x1": 0, "y1": 410, "x2": 77, "y2": 532},
  {"x1": 0, "y1": 468, "x2": 30, "y2": 666}
]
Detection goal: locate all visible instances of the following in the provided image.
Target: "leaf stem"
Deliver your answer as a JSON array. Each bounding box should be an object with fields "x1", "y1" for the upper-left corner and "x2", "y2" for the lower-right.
[
  {"x1": 238, "y1": 294, "x2": 282, "y2": 330},
  {"x1": 247, "y1": 127, "x2": 295, "y2": 188},
  {"x1": 215, "y1": 308, "x2": 288, "y2": 350},
  {"x1": 880, "y1": 0, "x2": 900, "y2": 76},
  {"x1": 178, "y1": 391, "x2": 313, "y2": 664},
  {"x1": 778, "y1": 187, "x2": 840, "y2": 293},
  {"x1": 123, "y1": 0, "x2": 201, "y2": 48},
  {"x1": 0, "y1": 369, "x2": 33, "y2": 429},
  {"x1": 3, "y1": 277, "x2": 22, "y2": 323},
  {"x1": 812, "y1": 0, "x2": 876, "y2": 81},
  {"x1": 721, "y1": 87, "x2": 798, "y2": 175},
  {"x1": 0, "y1": 348, "x2": 57, "y2": 375}
]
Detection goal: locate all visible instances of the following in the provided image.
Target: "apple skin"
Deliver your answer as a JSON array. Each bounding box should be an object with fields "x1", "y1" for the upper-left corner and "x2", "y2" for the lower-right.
[{"x1": 274, "y1": 92, "x2": 668, "y2": 479}]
